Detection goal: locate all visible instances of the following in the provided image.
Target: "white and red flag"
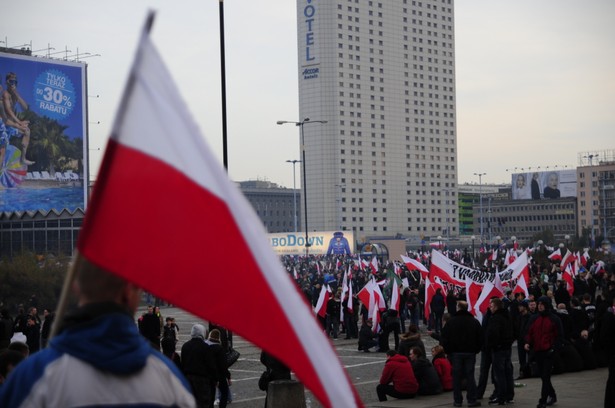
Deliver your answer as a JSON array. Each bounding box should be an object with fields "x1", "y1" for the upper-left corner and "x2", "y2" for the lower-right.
[
  {"x1": 357, "y1": 277, "x2": 386, "y2": 331},
  {"x1": 473, "y1": 271, "x2": 505, "y2": 322},
  {"x1": 370, "y1": 256, "x2": 379, "y2": 275},
  {"x1": 580, "y1": 250, "x2": 590, "y2": 267},
  {"x1": 548, "y1": 248, "x2": 562, "y2": 261},
  {"x1": 315, "y1": 284, "x2": 332, "y2": 319},
  {"x1": 562, "y1": 263, "x2": 575, "y2": 296},
  {"x1": 400, "y1": 254, "x2": 429, "y2": 280},
  {"x1": 76, "y1": 18, "x2": 360, "y2": 408},
  {"x1": 560, "y1": 249, "x2": 575, "y2": 271}
]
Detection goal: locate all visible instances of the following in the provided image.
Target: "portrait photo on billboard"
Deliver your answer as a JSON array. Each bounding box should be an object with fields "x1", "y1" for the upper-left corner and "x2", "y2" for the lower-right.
[
  {"x1": 0, "y1": 52, "x2": 86, "y2": 212},
  {"x1": 511, "y1": 169, "x2": 576, "y2": 200}
]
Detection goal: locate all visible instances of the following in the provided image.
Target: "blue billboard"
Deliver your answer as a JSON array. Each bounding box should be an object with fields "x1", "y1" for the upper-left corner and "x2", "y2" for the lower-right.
[{"x1": 0, "y1": 52, "x2": 87, "y2": 212}]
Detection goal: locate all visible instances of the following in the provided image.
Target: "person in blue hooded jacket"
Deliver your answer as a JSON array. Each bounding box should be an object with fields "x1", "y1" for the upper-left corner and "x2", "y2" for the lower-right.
[
  {"x1": 326, "y1": 231, "x2": 352, "y2": 256},
  {"x1": 0, "y1": 260, "x2": 195, "y2": 408}
]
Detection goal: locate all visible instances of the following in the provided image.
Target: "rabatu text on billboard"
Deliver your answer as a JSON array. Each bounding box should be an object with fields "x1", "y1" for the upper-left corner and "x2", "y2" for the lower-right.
[{"x1": 0, "y1": 52, "x2": 87, "y2": 212}]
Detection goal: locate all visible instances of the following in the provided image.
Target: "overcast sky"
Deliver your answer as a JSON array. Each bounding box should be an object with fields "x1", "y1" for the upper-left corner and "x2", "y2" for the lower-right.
[{"x1": 4, "y1": 0, "x2": 614, "y2": 187}]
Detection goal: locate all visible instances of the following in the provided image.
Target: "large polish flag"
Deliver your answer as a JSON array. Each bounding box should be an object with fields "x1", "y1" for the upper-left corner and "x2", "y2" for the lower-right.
[{"x1": 77, "y1": 18, "x2": 361, "y2": 408}]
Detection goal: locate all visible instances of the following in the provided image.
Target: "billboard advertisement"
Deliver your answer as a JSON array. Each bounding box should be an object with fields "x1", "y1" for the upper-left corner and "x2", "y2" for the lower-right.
[
  {"x1": 269, "y1": 230, "x2": 354, "y2": 256},
  {"x1": 511, "y1": 169, "x2": 576, "y2": 200},
  {"x1": 0, "y1": 52, "x2": 86, "y2": 212}
]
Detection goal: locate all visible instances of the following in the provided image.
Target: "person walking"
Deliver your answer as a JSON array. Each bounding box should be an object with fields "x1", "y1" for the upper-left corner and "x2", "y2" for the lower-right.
[
  {"x1": 441, "y1": 300, "x2": 483, "y2": 407},
  {"x1": 486, "y1": 297, "x2": 515, "y2": 405},
  {"x1": 206, "y1": 329, "x2": 230, "y2": 408},
  {"x1": 524, "y1": 296, "x2": 564, "y2": 408},
  {"x1": 182, "y1": 324, "x2": 216, "y2": 408}
]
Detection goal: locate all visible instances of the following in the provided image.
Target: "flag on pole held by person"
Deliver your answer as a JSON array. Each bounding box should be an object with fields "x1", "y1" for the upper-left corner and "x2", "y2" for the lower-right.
[{"x1": 77, "y1": 16, "x2": 361, "y2": 408}]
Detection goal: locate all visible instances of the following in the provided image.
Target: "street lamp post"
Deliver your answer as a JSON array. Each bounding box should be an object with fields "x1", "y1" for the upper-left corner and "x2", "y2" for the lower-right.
[
  {"x1": 474, "y1": 172, "x2": 486, "y2": 243},
  {"x1": 335, "y1": 184, "x2": 345, "y2": 231},
  {"x1": 277, "y1": 118, "x2": 327, "y2": 255},
  {"x1": 471, "y1": 235, "x2": 476, "y2": 260},
  {"x1": 286, "y1": 159, "x2": 301, "y2": 232}
]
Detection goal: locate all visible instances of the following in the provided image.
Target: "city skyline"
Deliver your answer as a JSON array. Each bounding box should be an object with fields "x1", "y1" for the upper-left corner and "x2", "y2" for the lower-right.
[{"x1": 3, "y1": 0, "x2": 614, "y2": 189}]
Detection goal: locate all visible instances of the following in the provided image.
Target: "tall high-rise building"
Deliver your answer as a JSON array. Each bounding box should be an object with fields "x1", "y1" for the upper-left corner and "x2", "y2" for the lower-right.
[{"x1": 295, "y1": 0, "x2": 458, "y2": 242}]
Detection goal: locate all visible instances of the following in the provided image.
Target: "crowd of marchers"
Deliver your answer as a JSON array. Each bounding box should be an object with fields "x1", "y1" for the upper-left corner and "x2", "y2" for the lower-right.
[{"x1": 281, "y1": 251, "x2": 615, "y2": 408}]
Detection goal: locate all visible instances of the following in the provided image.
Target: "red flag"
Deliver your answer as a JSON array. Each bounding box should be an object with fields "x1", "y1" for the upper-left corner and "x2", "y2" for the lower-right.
[{"x1": 77, "y1": 23, "x2": 360, "y2": 408}]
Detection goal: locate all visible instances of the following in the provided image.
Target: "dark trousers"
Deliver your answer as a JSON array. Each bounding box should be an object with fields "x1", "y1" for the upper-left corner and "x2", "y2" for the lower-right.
[
  {"x1": 451, "y1": 352, "x2": 478, "y2": 404},
  {"x1": 185, "y1": 374, "x2": 212, "y2": 408},
  {"x1": 476, "y1": 349, "x2": 493, "y2": 399},
  {"x1": 376, "y1": 384, "x2": 416, "y2": 402},
  {"x1": 517, "y1": 340, "x2": 528, "y2": 376},
  {"x1": 492, "y1": 348, "x2": 514, "y2": 403},
  {"x1": 217, "y1": 379, "x2": 229, "y2": 408},
  {"x1": 344, "y1": 313, "x2": 358, "y2": 338},
  {"x1": 384, "y1": 322, "x2": 401, "y2": 351},
  {"x1": 433, "y1": 311, "x2": 444, "y2": 333},
  {"x1": 534, "y1": 350, "x2": 556, "y2": 404}
]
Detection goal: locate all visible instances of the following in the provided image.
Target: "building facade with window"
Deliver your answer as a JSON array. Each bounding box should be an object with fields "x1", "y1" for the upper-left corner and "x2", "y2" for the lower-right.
[
  {"x1": 239, "y1": 180, "x2": 301, "y2": 233},
  {"x1": 296, "y1": 0, "x2": 458, "y2": 239},
  {"x1": 472, "y1": 198, "x2": 577, "y2": 246},
  {"x1": 0, "y1": 209, "x2": 84, "y2": 257},
  {"x1": 576, "y1": 150, "x2": 615, "y2": 245}
]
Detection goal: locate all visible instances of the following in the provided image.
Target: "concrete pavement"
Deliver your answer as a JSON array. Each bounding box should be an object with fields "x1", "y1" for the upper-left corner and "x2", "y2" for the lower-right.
[{"x1": 365, "y1": 367, "x2": 608, "y2": 408}]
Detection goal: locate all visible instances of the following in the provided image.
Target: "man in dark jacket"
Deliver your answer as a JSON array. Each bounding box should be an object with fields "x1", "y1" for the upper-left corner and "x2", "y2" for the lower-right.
[
  {"x1": 524, "y1": 296, "x2": 564, "y2": 408},
  {"x1": 182, "y1": 324, "x2": 216, "y2": 408},
  {"x1": 486, "y1": 297, "x2": 515, "y2": 405},
  {"x1": 441, "y1": 301, "x2": 483, "y2": 407},
  {"x1": 206, "y1": 329, "x2": 230, "y2": 408},
  {"x1": 430, "y1": 288, "x2": 446, "y2": 334},
  {"x1": 139, "y1": 305, "x2": 161, "y2": 350}
]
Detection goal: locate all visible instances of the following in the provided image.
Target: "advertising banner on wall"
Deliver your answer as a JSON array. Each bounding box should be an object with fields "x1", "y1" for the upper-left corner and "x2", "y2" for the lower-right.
[
  {"x1": 269, "y1": 230, "x2": 355, "y2": 255},
  {"x1": 0, "y1": 52, "x2": 87, "y2": 212},
  {"x1": 511, "y1": 169, "x2": 576, "y2": 200}
]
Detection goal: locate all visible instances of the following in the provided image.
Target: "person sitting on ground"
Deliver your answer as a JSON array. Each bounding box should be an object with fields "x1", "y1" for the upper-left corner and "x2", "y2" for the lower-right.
[
  {"x1": 431, "y1": 345, "x2": 453, "y2": 391},
  {"x1": 358, "y1": 318, "x2": 379, "y2": 352},
  {"x1": 398, "y1": 324, "x2": 425, "y2": 358},
  {"x1": 409, "y1": 346, "x2": 443, "y2": 395},
  {"x1": 376, "y1": 350, "x2": 419, "y2": 402}
]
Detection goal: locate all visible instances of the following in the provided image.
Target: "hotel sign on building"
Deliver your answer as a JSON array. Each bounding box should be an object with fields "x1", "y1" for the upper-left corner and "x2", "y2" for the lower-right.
[{"x1": 299, "y1": 0, "x2": 320, "y2": 80}]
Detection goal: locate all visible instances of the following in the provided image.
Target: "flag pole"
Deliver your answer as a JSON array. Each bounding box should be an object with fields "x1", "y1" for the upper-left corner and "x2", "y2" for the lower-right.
[
  {"x1": 50, "y1": 11, "x2": 157, "y2": 340},
  {"x1": 219, "y1": 0, "x2": 229, "y2": 170},
  {"x1": 49, "y1": 251, "x2": 84, "y2": 339}
]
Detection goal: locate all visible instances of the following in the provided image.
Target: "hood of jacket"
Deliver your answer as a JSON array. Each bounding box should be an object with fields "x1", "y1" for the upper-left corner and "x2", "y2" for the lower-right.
[{"x1": 50, "y1": 302, "x2": 152, "y2": 375}]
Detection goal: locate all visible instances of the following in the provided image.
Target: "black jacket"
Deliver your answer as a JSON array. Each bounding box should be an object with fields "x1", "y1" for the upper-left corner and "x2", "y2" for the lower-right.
[
  {"x1": 411, "y1": 357, "x2": 443, "y2": 395},
  {"x1": 181, "y1": 337, "x2": 216, "y2": 378},
  {"x1": 440, "y1": 310, "x2": 482, "y2": 354},
  {"x1": 486, "y1": 308, "x2": 514, "y2": 351}
]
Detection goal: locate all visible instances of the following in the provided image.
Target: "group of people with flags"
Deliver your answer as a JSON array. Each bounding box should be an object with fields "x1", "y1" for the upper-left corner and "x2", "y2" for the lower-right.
[{"x1": 280, "y1": 242, "x2": 615, "y2": 407}]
